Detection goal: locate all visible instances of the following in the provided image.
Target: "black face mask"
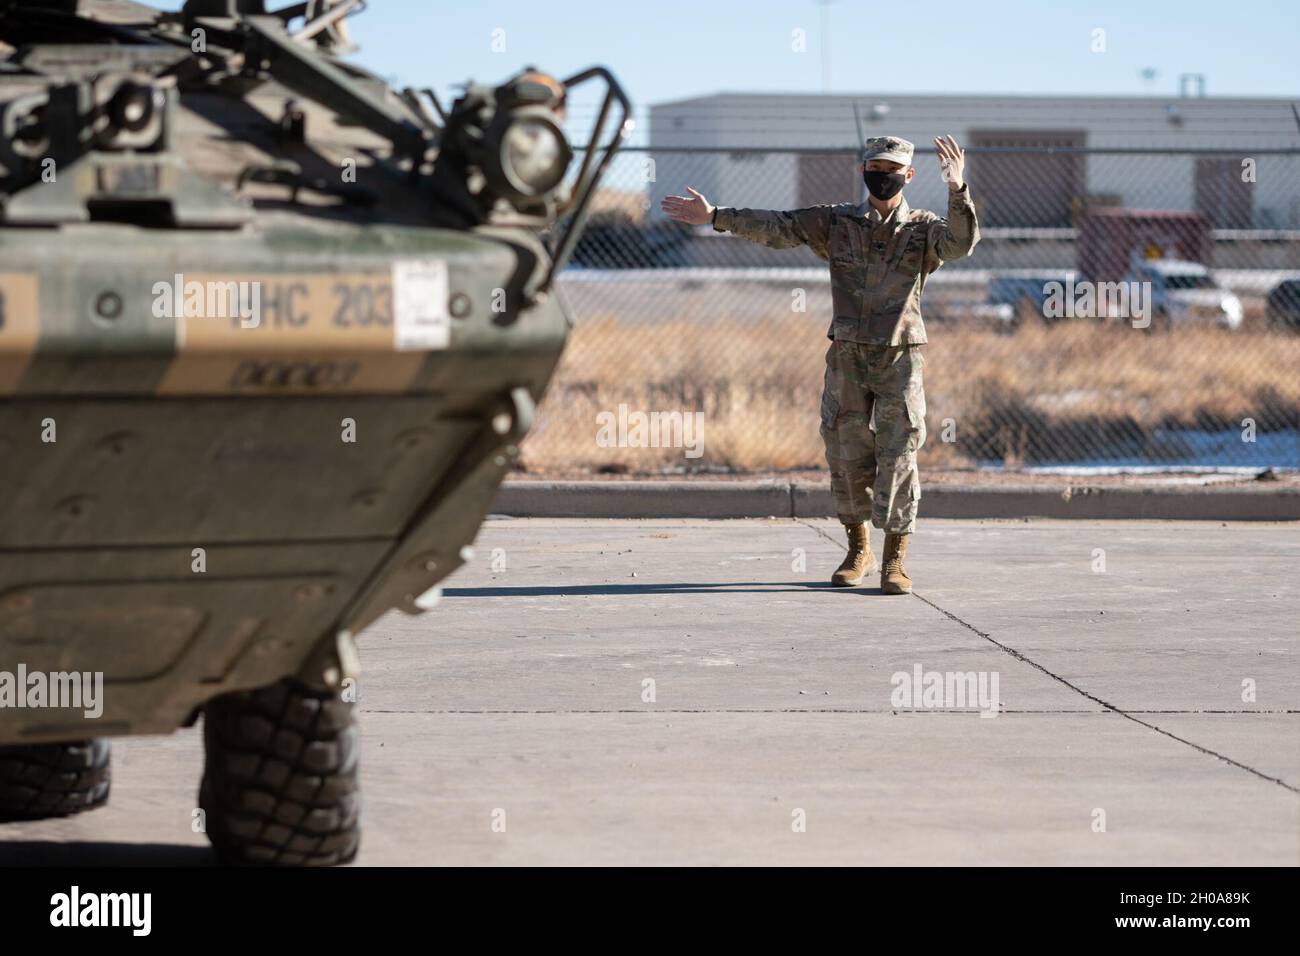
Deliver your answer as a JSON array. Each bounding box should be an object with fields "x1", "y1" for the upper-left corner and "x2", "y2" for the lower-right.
[{"x1": 863, "y1": 169, "x2": 907, "y2": 201}]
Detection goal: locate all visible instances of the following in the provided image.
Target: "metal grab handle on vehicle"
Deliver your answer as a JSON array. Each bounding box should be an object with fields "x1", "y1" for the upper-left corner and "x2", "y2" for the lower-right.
[{"x1": 537, "y1": 66, "x2": 633, "y2": 296}]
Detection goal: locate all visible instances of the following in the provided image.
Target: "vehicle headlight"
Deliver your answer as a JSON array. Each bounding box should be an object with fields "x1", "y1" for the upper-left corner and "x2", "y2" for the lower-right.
[{"x1": 484, "y1": 108, "x2": 573, "y2": 204}]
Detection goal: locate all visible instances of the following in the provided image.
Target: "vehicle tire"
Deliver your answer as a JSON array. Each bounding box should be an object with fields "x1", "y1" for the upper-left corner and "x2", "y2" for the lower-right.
[
  {"x1": 200, "y1": 678, "x2": 359, "y2": 866},
  {"x1": 1266, "y1": 306, "x2": 1296, "y2": 332},
  {"x1": 0, "y1": 739, "x2": 111, "y2": 820}
]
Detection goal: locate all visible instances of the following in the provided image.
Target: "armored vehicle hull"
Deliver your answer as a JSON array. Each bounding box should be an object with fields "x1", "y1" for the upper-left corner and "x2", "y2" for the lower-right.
[{"x1": 0, "y1": 0, "x2": 628, "y2": 863}]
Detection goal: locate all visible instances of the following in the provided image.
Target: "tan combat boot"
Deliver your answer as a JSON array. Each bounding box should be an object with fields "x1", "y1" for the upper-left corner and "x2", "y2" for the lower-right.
[
  {"x1": 831, "y1": 522, "x2": 875, "y2": 587},
  {"x1": 881, "y1": 533, "x2": 913, "y2": 594}
]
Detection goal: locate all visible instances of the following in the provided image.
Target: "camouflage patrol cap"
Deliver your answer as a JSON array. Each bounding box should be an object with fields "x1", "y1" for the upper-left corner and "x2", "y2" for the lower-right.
[{"x1": 862, "y1": 136, "x2": 914, "y2": 166}]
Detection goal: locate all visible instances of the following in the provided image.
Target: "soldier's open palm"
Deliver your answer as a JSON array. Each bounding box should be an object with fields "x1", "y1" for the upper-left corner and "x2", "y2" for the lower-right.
[
  {"x1": 934, "y1": 134, "x2": 966, "y2": 190},
  {"x1": 660, "y1": 186, "x2": 714, "y2": 225}
]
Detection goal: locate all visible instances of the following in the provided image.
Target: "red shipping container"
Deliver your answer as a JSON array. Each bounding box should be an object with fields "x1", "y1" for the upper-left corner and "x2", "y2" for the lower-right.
[{"x1": 1078, "y1": 209, "x2": 1213, "y2": 284}]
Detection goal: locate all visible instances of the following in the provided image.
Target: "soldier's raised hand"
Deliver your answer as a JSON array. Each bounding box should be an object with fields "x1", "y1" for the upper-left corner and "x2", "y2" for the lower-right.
[
  {"x1": 934, "y1": 135, "x2": 966, "y2": 191},
  {"x1": 660, "y1": 186, "x2": 715, "y2": 225}
]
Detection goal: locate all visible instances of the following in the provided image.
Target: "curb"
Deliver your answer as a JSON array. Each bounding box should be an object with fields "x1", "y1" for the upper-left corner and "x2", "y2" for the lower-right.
[{"x1": 493, "y1": 480, "x2": 1300, "y2": 521}]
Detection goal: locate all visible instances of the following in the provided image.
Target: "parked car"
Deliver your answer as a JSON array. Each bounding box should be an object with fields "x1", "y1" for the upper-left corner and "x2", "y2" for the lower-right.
[
  {"x1": 987, "y1": 272, "x2": 1079, "y2": 326},
  {"x1": 1265, "y1": 278, "x2": 1300, "y2": 330},
  {"x1": 1124, "y1": 259, "x2": 1242, "y2": 330}
]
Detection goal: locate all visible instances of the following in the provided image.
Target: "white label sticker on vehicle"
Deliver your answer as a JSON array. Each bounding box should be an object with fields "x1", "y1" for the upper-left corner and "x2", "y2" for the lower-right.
[{"x1": 392, "y1": 259, "x2": 450, "y2": 351}]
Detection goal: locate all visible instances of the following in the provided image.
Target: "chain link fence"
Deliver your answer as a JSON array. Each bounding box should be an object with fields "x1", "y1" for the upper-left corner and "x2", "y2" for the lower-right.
[{"x1": 527, "y1": 146, "x2": 1300, "y2": 474}]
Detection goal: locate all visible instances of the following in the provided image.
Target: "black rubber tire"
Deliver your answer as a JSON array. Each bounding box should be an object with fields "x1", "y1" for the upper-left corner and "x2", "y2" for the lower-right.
[
  {"x1": 200, "y1": 678, "x2": 359, "y2": 866},
  {"x1": 0, "y1": 739, "x2": 111, "y2": 820}
]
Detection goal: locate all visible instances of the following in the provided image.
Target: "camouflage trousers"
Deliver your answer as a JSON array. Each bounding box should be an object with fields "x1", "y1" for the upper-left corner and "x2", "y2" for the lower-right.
[{"x1": 819, "y1": 341, "x2": 926, "y2": 533}]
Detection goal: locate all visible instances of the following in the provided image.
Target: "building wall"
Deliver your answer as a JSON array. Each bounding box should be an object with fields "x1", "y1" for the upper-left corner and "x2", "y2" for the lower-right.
[{"x1": 646, "y1": 94, "x2": 1300, "y2": 227}]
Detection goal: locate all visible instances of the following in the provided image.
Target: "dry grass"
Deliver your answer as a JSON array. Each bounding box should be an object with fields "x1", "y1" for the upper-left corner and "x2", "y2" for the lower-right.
[{"x1": 522, "y1": 304, "x2": 1300, "y2": 473}]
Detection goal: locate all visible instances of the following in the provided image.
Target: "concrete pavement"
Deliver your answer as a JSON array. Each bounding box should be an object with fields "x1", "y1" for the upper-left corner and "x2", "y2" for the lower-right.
[{"x1": 1, "y1": 517, "x2": 1297, "y2": 865}]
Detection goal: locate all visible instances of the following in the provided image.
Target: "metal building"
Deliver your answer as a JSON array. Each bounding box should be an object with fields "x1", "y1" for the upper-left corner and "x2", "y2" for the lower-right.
[{"x1": 646, "y1": 91, "x2": 1300, "y2": 230}]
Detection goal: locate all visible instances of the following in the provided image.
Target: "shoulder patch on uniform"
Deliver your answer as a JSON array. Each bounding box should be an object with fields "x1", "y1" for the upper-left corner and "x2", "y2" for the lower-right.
[{"x1": 907, "y1": 208, "x2": 940, "y2": 223}]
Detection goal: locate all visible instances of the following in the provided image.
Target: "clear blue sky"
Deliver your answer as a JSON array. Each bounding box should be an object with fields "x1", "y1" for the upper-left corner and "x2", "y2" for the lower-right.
[
  {"x1": 157, "y1": 1, "x2": 1299, "y2": 142},
  {"x1": 353, "y1": 1, "x2": 1297, "y2": 99}
]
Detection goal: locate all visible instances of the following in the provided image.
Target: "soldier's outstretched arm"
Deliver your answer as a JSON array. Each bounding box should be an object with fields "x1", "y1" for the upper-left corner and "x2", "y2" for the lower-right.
[
  {"x1": 712, "y1": 205, "x2": 833, "y2": 257},
  {"x1": 929, "y1": 134, "x2": 980, "y2": 262},
  {"x1": 660, "y1": 187, "x2": 832, "y2": 258}
]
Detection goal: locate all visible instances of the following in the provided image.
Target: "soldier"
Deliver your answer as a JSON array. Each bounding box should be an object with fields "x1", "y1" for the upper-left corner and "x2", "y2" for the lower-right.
[{"x1": 661, "y1": 135, "x2": 979, "y2": 594}]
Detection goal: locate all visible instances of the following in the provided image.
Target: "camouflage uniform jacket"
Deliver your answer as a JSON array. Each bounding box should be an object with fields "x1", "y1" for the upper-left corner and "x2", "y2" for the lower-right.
[{"x1": 712, "y1": 186, "x2": 980, "y2": 346}]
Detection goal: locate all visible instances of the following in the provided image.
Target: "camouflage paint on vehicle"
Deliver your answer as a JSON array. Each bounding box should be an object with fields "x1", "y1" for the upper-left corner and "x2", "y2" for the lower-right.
[{"x1": 0, "y1": 0, "x2": 630, "y2": 745}]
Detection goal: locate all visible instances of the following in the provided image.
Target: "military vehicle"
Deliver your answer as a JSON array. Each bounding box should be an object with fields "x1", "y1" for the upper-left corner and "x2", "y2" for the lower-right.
[{"x1": 0, "y1": 0, "x2": 628, "y2": 864}]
